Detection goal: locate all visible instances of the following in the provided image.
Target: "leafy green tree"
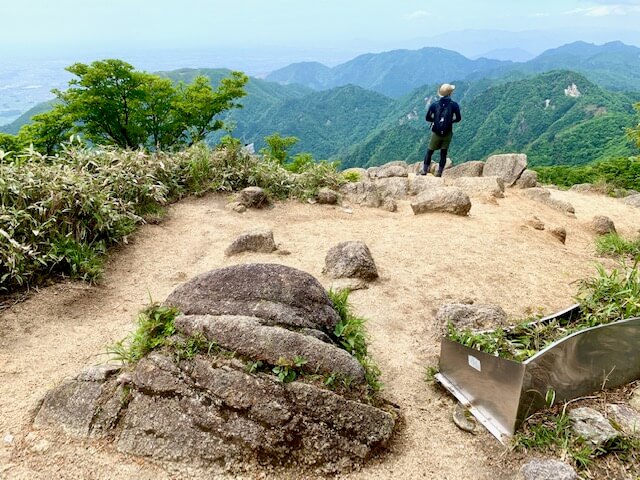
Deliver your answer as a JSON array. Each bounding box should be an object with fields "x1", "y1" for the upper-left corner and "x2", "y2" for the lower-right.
[
  {"x1": 18, "y1": 106, "x2": 74, "y2": 156},
  {"x1": 53, "y1": 59, "x2": 248, "y2": 150},
  {"x1": 262, "y1": 133, "x2": 298, "y2": 164},
  {"x1": 0, "y1": 133, "x2": 24, "y2": 157},
  {"x1": 628, "y1": 103, "x2": 640, "y2": 149}
]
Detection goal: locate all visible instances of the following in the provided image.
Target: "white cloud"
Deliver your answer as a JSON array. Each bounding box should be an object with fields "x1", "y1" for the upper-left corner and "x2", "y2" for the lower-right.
[
  {"x1": 404, "y1": 10, "x2": 431, "y2": 20},
  {"x1": 564, "y1": 4, "x2": 640, "y2": 15}
]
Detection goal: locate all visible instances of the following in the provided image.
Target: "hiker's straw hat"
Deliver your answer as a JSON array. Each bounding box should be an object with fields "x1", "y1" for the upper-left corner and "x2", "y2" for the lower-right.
[{"x1": 438, "y1": 83, "x2": 455, "y2": 97}]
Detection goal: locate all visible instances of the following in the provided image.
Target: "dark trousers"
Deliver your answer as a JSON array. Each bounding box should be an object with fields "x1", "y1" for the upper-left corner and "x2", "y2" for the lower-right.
[{"x1": 423, "y1": 148, "x2": 448, "y2": 176}]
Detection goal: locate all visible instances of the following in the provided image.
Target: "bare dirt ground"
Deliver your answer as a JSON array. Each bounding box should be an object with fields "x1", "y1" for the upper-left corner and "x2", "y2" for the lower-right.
[{"x1": 1, "y1": 186, "x2": 639, "y2": 479}]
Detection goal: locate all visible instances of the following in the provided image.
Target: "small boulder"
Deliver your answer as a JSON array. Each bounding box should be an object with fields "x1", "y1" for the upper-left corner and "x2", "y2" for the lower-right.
[
  {"x1": 570, "y1": 183, "x2": 597, "y2": 194},
  {"x1": 526, "y1": 216, "x2": 545, "y2": 230},
  {"x1": 623, "y1": 194, "x2": 640, "y2": 208},
  {"x1": 436, "y1": 303, "x2": 507, "y2": 330},
  {"x1": 483, "y1": 154, "x2": 528, "y2": 187},
  {"x1": 237, "y1": 186, "x2": 269, "y2": 209},
  {"x1": 515, "y1": 169, "x2": 538, "y2": 189},
  {"x1": 590, "y1": 215, "x2": 616, "y2": 235},
  {"x1": 524, "y1": 188, "x2": 575, "y2": 215},
  {"x1": 517, "y1": 459, "x2": 578, "y2": 480},
  {"x1": 409, "y1": 175, "x2": 445, "y2": 195},
  {"x1": 445, "y1": 176, "x2": 505, "y2": 198},
  {"x1": 569, "y1": 407, "x2": 618, "y2": 445},
  {"x1": 324, "y1": 241, "x2": 379, "y2": 281},
  {"x1": 607, "y1": 403, "x2": 640, "y2": 436},
  {"x1": 380, "y1": 197, "x2": 397, "y2": 212},
  {"x1": 549, "y1": 226, "x2": 567, "y2": 244},
  {"x1": 225, "y1": 201, "x2": 247, "y2": 213},
  {"x1": 410, "y1": 187, "x2": 471, "y2": 216},
  {"x1": 339, "y1": 181, "x2": 380, "y2": 207},
  {"x1": 376, "y1": 177, "x2": 409, "y2": 199},
  {"x1": 376, "y1": 163, "x2": 408, "y2": 178},
  {"x1": 317, "y1": 188, "x2": 339, "y2": 205},
  {"x1": 224, "y1": 229, "x2": 277, "y2": 256},
  {"x1": 442, "y1": 160, "x2": 484, "y2": 179}
]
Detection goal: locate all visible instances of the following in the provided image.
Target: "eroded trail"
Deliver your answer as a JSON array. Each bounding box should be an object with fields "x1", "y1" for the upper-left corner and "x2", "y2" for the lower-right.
[{"x1": 1, "y1": 190, "x2": 638, "y2": 479}]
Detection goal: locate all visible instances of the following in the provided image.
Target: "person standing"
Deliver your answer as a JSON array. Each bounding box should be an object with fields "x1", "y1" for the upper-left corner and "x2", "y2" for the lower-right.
[{"x1": 418, "y1": 83, "x2": 461, "y2": 177}]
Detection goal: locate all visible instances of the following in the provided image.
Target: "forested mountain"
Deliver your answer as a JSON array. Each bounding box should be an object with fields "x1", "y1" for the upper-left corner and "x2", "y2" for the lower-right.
[
  {"x1": 341, "y1": 71, "x2": 638, "y2": 168},
  {"x1": 267, "y1": 42, "x2": 640, "y2": 97},
  {"x1": 266, "y1": 47, "x2": 509, "y2": 98}
]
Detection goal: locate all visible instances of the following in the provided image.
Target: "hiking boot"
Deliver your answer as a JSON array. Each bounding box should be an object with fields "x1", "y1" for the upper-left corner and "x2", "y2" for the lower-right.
[
  {"x1": 417, "y1": 170, "x2": 427, "y2": 176},
  {"x1": 435, "y1": 171, "x2": 443, "y2": 178}
]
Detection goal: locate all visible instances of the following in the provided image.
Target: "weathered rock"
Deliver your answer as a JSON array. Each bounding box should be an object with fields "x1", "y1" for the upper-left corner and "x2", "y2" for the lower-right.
[
  {"x1": 631, "y1": 387, "x2": 640, "y2": 412},
  {"x1": 452, "y1": 403, "x2": 477, "y2": 433},
  {"x1": 442, "y1": 161, "x2": 484, "y2": 179},
  {"x1": 607, "y1": 403, "x2": 640, "y2": 436},
  {"x1": 175, "y1": 315, "x2": 366, "y2": 383},
  {"x1": 590, "y1": 215, "x2": 616, "y2": 235},
  {"x1": 317, "y1": 188, "x2": 339, "y2": 205},
  {"x1": 549, "y1": 226, "x2": 567, "y2": 244},
  {"x1": 569, "y1": 407, "x2": 618, "y2": 445},
  {"x1": 367, "y1": 166, "x2": 380, "y2": 178},
  {"x1": 516, "y1": 459, "x2": 578, "y2": 480},
  {"x1": 34, "y1": 365, "x2": 122, "y2": 436},
  {"x1": 166, "y1": 264, "x2": 340, "y2": 330},
  {"x1": 224, "y1": 229, "x2": 277, "y2": 256},
  {"x1": 410, "y1": 188, "x2": 471, "y2": 216},
  {"x1": 515, "y1": 169, "x2": 538, "y2": 189},
  {"x1": 445, "y1": 176, "x2": 504, "y2": 198},
  {"x1": 237, "y1": 186, "x2": 269, "y2": 209},
  {"x1": 380, "y1": 197, "x2": 397, "y2": 212},
  {"x1": 570, "y1": 183, "x2": 597, "y2": 194},
  {"x1": 483, "y1": 153, "x2": 528, "y2": 187},
  {"x1": 328, "y1": 278, "x2": 370, "y2": 292},
  {"x1": 526, "y1": 216, "x2": 545, "y2": 230},
  {"x1": 428, "y1": 157, "x2": 453, "y2": 175},
  {"x1": 436, "y1": 303, "x2": 507, "y2": 330},
  {"x1": 524, "y1": 188, "x2": 575, "y2": 215},
  {"x1": 375, "y1": 177, "x2": 409, "y2": 199},
  {"x1": 342, "y1": 168, "x2": 369, "y2": 181},
  {"x1": 339, "y1": 181, "x2": 380, "y2": 207},
  {"x1": 225, "y1": 201, "x2": 247, "y2": 213},
  {"x1": 324, "y1": 241, "x2": 379, "y2": 281},
  {"x1": 623, "y1": 194, "x2": 640, "y2": 208},
  {"x1": 376, "y1": 163, "x2": 408, "y2": 178},
  {"x1": 409, "y1": 175, "x2": 445, "y2": 195}
]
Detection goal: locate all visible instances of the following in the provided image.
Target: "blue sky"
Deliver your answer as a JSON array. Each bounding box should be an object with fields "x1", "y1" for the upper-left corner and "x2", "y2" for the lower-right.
[{"x1": 2, "y1": 0, "x2": 640, "y2": 64}]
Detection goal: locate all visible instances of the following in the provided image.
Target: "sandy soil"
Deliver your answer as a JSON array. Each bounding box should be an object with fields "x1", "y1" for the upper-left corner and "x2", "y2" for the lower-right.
[{"x1": 1, "y1": 186, "x2": 639, "y2": 479}]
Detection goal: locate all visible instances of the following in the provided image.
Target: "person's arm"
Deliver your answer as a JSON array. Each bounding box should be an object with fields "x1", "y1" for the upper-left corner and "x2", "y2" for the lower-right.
[
  {"x1": 452, "y1": 102, "x2": 461, "y2": 123},
  {"x1": 426, "y1": 103, "x2": 436, "y2": 122}
]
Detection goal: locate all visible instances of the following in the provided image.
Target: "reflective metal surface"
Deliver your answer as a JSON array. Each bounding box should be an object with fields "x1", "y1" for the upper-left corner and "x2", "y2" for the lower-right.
[{"x1": 437, "y1": 304, "x2": 640, "y2": 444}]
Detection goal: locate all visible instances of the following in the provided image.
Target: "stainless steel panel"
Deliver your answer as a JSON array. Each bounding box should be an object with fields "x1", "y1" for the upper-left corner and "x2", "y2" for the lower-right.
[
  {"x1": 519, "y1": 317, "x2": 640, "y2": 427},
  {"x1": 438, "y1": 338, "x2": 526, "y2": 442}
]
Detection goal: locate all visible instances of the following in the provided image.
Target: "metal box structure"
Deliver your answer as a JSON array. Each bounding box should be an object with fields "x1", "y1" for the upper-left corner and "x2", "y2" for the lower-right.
[{"x1": 435, "y1": 304, "x2": 640, "y2": 443}]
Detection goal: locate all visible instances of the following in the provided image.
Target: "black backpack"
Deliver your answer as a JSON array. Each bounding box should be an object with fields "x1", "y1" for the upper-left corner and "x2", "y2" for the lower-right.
[{"x1": 432, "y1": 100, "x2": 453, "y2": 136}]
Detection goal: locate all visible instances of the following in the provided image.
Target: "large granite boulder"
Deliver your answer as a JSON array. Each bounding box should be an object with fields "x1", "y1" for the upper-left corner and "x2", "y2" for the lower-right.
[
  {"x1": 324, "y1": 241, "x2": 379, "y2": 281},
  {"x1": 34, "y1": 265, "x2": 397, "y2": 473},
  {"x1": 409, "y1": 175, "x2": 445, "y2": 195},
  {"x1": 317, "y1": 188, "x2": 339, "y2": 205},
  {"x1": 445, "y1": 176, "x2": 505, "y2": 198},
  {"x1": 339, "y1": 181, "x2": 380, "y2": 207},
  {"x1": 375, "y1": 162, "x2": 408, "y2": 178},
  {"x1": 442, "y1": 161, "x2": 484, "y2": 179},
  {"x1": 410, "y1": 188, "x2": 472, "y2": 216},
  {"x1": 483, "y1": 154, "x2": 528, "y2": 187},
  {"x1": 166, "y1": 263, "x2": 340, "y2": 330}
]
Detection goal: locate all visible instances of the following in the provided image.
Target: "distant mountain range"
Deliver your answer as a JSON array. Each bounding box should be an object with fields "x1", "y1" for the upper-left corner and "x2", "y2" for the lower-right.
[
  {"x1": 2, "y1": 41, "x2": 639, "y2": 169},
  {"x1": 267, "y1": 41, "x2": 640, "y2": 97}
]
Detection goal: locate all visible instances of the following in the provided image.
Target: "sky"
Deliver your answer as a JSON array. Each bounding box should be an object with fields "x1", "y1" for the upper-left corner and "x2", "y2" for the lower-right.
[{"x1": 2, "y1": 1, "x2": 640, "y2": 68}]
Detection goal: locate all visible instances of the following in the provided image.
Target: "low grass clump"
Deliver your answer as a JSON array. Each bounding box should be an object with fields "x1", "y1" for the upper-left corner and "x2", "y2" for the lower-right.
[
  {"x1": 0, "y1": 139, "x2": 345, "y2": 293},
  {"x1": 596, "y1": 232, "x2": 640, "y2": 259},
  {"x1": 328, "y1": 288, "x2": 382, "y2": 394},
  {"x1": 514, "y1": 400, "x2": 640, "y2": 476},
  {"x1": 447, "y1": 260, "x2": 640, "y2": 361}
]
